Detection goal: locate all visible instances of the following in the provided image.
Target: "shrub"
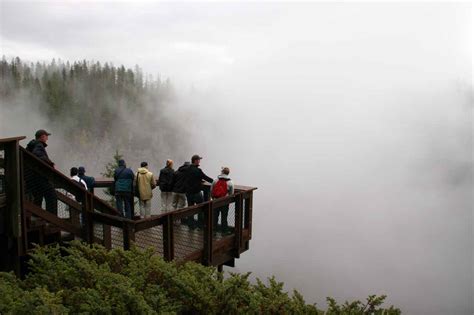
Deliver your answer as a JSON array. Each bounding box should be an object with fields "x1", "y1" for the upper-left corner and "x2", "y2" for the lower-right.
[{"x1": 0, "y1": 241, "x2": 400, "y2": 314}]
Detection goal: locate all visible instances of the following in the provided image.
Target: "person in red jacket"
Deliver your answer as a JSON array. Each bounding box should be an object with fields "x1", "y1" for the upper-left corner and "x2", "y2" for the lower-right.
[{"x1": 211, "y1": 167, "x2": 234, "y2": 235}]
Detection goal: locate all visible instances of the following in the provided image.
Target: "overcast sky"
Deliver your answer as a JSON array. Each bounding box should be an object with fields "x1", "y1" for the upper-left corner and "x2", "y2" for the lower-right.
[
  {"x1": 1, "y1": 2, "x2": 473, "y2": 314},
  {"x1": 2, "y1": 2, "x2": 470, "y2": 88}
]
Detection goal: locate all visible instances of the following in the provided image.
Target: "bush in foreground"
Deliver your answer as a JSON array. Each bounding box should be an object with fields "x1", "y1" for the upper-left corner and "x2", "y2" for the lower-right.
[{"x1": 0, "y1": 241, "x2": 400, "y2": 314}]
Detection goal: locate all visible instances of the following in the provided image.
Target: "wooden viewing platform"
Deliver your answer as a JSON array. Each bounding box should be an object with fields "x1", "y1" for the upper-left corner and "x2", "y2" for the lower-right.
[{"x1": 0, "y1": 137, "x2": 256, "y2": 276}]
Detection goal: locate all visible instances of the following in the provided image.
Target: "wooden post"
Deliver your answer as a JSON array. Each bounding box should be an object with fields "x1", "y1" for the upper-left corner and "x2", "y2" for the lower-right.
[
  {"x1": 18, "y1": 149, "x2": 28, "y2": 259},
  {"x1": 244, "y1": 192, "x2": 253, "y2": 241},
  {"x1": 1, "y1": 137, "x2": 26, "y2": 276},
  {"x1": 240, "y1": 192, "x2": 253, "y2": 252},
  {"x1": 103, "y1": 225, "x2": 112, "y2": 249},
  {"x1": 203, "y1": 202, "x2": 213, "y2": 266},
  {"x1": 83, "y1": 193, "x2": 94, "y2": 244},
  {"x1": 85, "y1": 212, "x2": 94, "y2": 244},
  {"x1": 123, "y1": 221, "x2": 135, "y2": 250},
  {"x1": 163, "y1": 214, "x2": 174, "y2": 261},
  {"x1": 234, "y1": 194, "x2": 243, "y2": 258}
]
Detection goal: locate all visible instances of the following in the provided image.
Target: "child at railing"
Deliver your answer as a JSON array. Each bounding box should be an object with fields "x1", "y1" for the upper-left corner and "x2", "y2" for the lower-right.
[{"x1": 211, "y1": 167, "x2": 234, "y2": 235}]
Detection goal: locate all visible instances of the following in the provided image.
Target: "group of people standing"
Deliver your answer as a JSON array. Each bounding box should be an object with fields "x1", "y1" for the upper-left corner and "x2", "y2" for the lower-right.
[
  {"x1": 113, "y1": 154, "x2": 234, "y2": 232},
  {"x1": 25, "y1": 129, "x2": 235, "y2": 233}
]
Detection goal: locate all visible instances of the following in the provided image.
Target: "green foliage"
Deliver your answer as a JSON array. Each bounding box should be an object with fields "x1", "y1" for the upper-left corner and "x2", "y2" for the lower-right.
[
  {"x1": 0, "y1": 242, "x2": 401, "y2": 314},
  {"x1": 101, "y1": 150, "x2": 123, "y2": 202},
  {"x1": 0, "y1": 56, "x2": 188, "y2": 166},
  {"x1": 326, "y1": 295, "x2": 401, "y2": 315},
  {"x1": 102, "y1": 150, "x2": 123, "y2": 178}
]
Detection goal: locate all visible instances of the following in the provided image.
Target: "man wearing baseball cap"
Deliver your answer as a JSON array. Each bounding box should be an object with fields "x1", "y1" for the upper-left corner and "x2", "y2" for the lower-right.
[
  {"x1": 25, "y1": 129, "x2": 57, "y2": 215},
  {"x1": 27, "y1": 129, "x2": 54, "y2": 167},
  {"x1": 184, "y1": 154, "x2": 213, "y2": 229}
]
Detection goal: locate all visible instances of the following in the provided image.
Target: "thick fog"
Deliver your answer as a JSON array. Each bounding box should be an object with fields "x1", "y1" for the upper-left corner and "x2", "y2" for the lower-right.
[{"x1": 1, "y1": 2, "x2": 473, "y2": 314}]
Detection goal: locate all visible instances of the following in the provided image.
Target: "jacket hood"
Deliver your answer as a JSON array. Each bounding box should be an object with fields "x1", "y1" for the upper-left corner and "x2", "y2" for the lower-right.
[
  {"x1": 178, "y1": 164, "x2": 190, "y2": 171},
  {"x1": 138, "y1": 167, "x2": 149, "y2": 174},
  {"x1": 26, "y1": 139, "x2": 37, "y2": 151},
  {"x1": 218, "y1": 174, "x2": 231, "y2": 180},
  {"x1": 27, "y1": 139, "x2": 47, "y2": 150}
]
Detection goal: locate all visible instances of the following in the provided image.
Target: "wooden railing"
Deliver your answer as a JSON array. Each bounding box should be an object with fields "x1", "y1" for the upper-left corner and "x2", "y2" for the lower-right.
[
  {"x1": 0, "y1": 136, "x2": 256, "y2": 275},
  {"x1": 89, "y1": 180, "x2": 256, "y2": 266}
]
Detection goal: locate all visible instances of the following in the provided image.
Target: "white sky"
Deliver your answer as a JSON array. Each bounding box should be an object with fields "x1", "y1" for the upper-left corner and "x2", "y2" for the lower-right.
[{"x1": 1, "y1": 2, "x2": 471, "y2": 89}]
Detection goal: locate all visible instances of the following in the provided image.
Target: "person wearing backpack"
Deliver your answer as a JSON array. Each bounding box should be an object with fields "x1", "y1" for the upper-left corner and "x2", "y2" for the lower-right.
[
  {"x1": 70, "y1": 167, "x2": 88, "y2": 191},
  {"x1": 211, "y1": 167, "x2": 234, "y2": 235},
  {"x1": 158, "y1": 159, "x2": 175, "y2": 212},
  {"x1": 114, "y1": 159, "x2": 135, "y2": 219},
  {"x1": 70, "y1": 167, "x2": 87, "y2": 203},
  {"x1": 136, "y1": 162, "x2": 156, "y2": 218},
  {"x1": 69, "y1": 167, "x2": 87, "y2": 225}
]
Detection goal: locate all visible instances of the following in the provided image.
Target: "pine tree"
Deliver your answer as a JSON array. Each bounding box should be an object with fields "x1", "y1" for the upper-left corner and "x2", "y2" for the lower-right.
[{"x1": 101, "y1": 150, "x2": 123, "y2": 204}]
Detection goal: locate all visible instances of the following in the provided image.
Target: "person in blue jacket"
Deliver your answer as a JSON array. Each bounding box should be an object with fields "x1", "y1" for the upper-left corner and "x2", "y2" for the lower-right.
[
  {"x1": 78, "y1": 166, "x2": 95, "y2": 194},
  {"x1": 114, "y1": 159, "x2": 135, "y2": 219}
]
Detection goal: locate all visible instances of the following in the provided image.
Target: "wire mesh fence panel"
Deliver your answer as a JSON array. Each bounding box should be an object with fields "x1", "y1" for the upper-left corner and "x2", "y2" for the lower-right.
[
  {"x1": 93, "y1": 222, "x2": 104, "y2": 243},
  {"x1": 22, "y1": 153, "x2": 85, "y2": 233},
  {"x1": 93, "y1": 187, "x2": 115, "y2": 208},
  {"x1": 23, "y1": 161, "x2": 60, "y2": 216},
  {"x1": 91, "y1": 222, "x2": 124, "y2": 250},
  {"x1": 172, "y1": 211, "x2": 204, "y2": 261},
  {"x1": 134, "y1": 225, "x2": 164, "y2": 256},
  {"x1": 110, "y1": 225, "x2": 124, "y2": 249}
]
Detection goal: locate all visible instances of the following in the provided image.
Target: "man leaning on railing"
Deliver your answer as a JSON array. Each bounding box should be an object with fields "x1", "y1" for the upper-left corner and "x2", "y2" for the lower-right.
[
  {"x1": 184, "y1": 154, "x2": 213, "y2": 229},
  {"x1": 25, "y1": 129, "x2": 58, "y2": 215}
]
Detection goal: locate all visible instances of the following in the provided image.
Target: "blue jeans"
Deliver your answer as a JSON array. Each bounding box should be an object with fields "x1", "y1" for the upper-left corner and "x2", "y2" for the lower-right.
[{"x1": 116, "y1": 194, "x2": 132, "y2": 219}]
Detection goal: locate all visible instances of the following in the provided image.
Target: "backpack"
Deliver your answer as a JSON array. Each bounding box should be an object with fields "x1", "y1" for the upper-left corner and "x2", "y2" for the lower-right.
[
  {"x1": 78, "y1": 179, "x2": 87, "y2": 190},
  {"x1": 73, "y1": 178, "x2": 87, "y2": 202},
  {"x1": 211, "y1": 179, "x2": 228, "y2": 199}
]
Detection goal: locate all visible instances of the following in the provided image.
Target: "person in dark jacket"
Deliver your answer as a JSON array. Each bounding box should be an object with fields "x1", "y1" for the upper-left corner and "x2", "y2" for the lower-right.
[
  {"x1": 78, "y1": 166, "x2": 95, "y2": 194},
  {"x1": 185, "y1": 155, "x2": 213, "y2": 229},
  {"x1": 25, "y1": 129, "x2": 57, "y2": 215},
  {"x1": 158, "y1": 159, "x2": 175, "y2": 212},
  {"x1": 171, "y1": 162, "x2": 190, "y2": 210},
  {"x1": 26, "y1": 129, "x2": 55, "y2": 168},
  {"x1": 114, "y1": 159, "x2": 135, "y2": 219}
]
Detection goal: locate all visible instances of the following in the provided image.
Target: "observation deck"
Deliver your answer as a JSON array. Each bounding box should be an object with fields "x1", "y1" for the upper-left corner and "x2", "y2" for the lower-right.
[{"x1": 0, "y1": 137, "x2": 256, "y2": 275}]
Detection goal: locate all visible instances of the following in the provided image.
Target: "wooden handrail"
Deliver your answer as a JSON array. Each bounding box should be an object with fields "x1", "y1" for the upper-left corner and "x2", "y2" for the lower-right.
[
  {"x1": 22, "y1": 148, "x2": 120, "y2": 216},
  {"x1": 0, "y1": 136, "x2": 26, "y2": 144},
  {"x1": 94, "y1": 179, "x2": 257, "y2": 193},
  {"x1": 24, "y1": 201, "x2": 82, "y2": 236}
]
